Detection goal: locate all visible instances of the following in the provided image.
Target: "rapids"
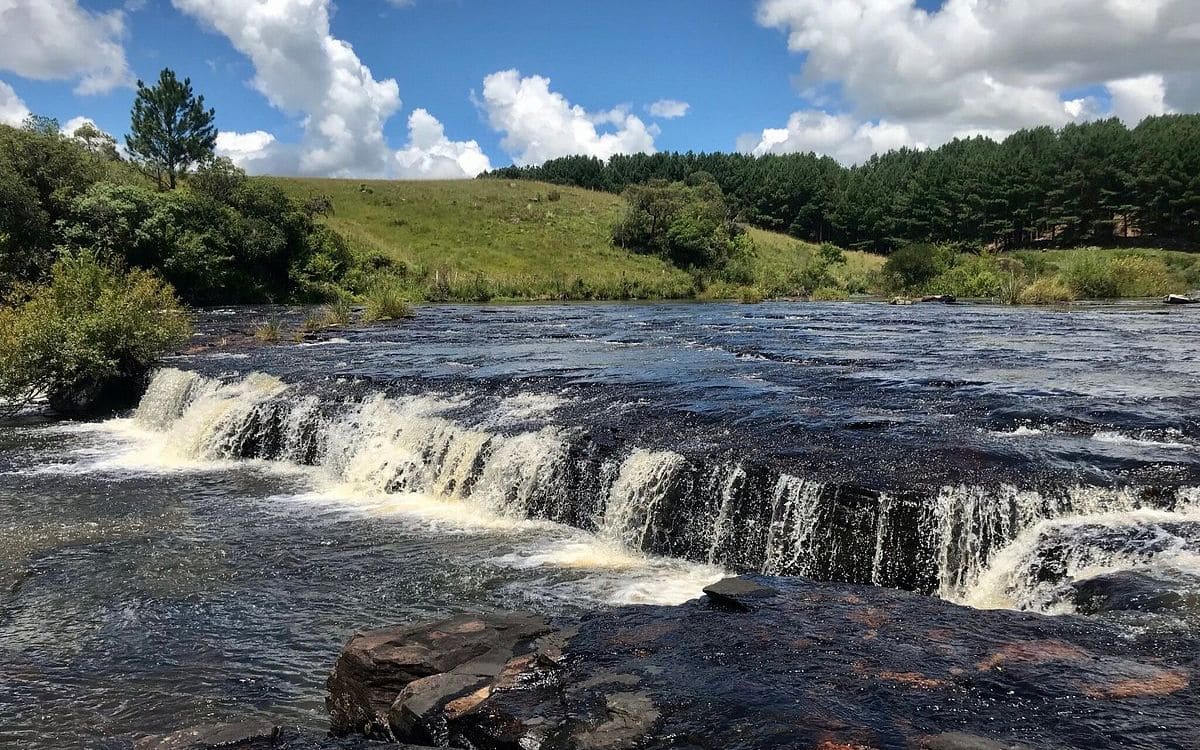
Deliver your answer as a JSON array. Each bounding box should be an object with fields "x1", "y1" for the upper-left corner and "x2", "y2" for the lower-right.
[{"x1": 2, "y1": 300, "x2": 1198, "y2": 746}]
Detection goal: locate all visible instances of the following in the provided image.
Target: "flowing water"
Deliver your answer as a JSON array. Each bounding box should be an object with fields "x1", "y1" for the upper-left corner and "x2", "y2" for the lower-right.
[{"x1": 2, "y1": 301, "x2": 1199, "y2": 747}]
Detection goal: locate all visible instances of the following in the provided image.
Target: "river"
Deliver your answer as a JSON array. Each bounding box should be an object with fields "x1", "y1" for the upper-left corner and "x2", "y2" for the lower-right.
[{"x1": 2, "y1": 301, "x2": 1198, "y2": 747}]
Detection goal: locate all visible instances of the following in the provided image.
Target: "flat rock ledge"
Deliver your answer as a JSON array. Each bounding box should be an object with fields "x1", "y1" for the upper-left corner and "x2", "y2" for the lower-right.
[{"x1": 325, "y1": 576, "x2": 1199, "y2": 750}]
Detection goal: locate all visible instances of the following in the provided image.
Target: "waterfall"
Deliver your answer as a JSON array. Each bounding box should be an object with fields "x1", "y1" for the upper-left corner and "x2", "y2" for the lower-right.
[
  {"x1": 761, "y1": 475, "x2": 823, "y2": 576},
  {"x1": 129, "y1": 368, "x2": 1200, "y2": 602},
  {"x1": 600, "y1": 450, "x2": 685, "y2": 549}
]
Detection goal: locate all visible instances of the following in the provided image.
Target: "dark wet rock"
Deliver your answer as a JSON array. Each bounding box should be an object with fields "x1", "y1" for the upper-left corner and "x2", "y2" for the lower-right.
[
  {"x1": 134, "y1": 721, "x2": 282, "y2": 749},
  {"x1": 331, "y1": 576, "x2": 1199, "y2": 750},
  {"x1": 326, "y1": 612, "x2": 553, "y2": 741},
  {"x1": 1070, "y1": 570, "x2": 1200, "y2": 615},
  {"x1": 135, "y1": 723, "x2": 423, "y2": 750},
  {"x1": 920, "y1": 733, "x2": 1032, "y2": 750},
  {"x1": 388, "y1": 672, "x2": 492, "y2": 745},
  {"x1": 47, "y1": 370, "x2": 148, "y2": 418},
  {"x1": 920, "y1": 294, "x2": 958, "y2": 304},
  {"x1": 702, "y1": 576, "x2": 778, "y2": 611}
]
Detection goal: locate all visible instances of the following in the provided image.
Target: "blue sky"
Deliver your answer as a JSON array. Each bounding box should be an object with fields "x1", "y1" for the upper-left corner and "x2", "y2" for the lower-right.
[
  {"x1": 1, "y1": 1, "x2": 1195, "y2": 177},
  {"x1": 10, "y1": 1, "x2": 803, "y2": 157}
]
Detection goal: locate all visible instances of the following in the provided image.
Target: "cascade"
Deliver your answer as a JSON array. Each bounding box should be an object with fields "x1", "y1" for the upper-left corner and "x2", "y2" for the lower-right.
[{"x1": 132, "y1": 368, "x2": 1200, "y2": 600}]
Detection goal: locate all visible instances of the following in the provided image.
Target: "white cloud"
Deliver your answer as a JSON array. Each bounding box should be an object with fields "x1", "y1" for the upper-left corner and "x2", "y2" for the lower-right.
[
  {"x1": 0, "y1": 80, "x2": 30, "y2": 126},
  {"x1": 647, "y1": 99, "x2": 690, "y2": 119},
  {"x1": 0, "y1": 0, "x2": 131, "y2": 94},
  {"x1": 60, "y1": 115, "x2": 97, "y2": 135},
  {"x1": 737, "y1": 110, "x2": 920, "y2": 165},
  {"x1": 174, "y1": 0, "x2": 401, "y2": 177},
  {"x1": 1107, "y1": 74, "x2": 1171, "y2": 125},
  {"x1": 215, "y1": 129, "x2": 280, "y2": 170},
  {"x1": 748, "y1": 0, "x2": 1199, "y2": 163},
  {"x1": 478, "y1": 69, "x2": 658, "y2": 166},
  {"x1": 174, "y1": 0, "x2": 486, "y2": 179},
  {"x1": 395, "y1": 108, "x2": 491, "y2": 178}
]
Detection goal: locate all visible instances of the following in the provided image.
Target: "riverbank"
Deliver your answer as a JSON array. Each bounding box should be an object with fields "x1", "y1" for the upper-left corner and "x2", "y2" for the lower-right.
[{"x1": 271, "y1": 177, "x2": 1200, "y2": 305}]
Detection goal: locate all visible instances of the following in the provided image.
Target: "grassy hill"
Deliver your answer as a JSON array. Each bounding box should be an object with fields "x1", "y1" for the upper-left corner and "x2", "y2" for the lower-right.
[{"x1": 271, "y1": 177, "x2": 883, "y2": 301}]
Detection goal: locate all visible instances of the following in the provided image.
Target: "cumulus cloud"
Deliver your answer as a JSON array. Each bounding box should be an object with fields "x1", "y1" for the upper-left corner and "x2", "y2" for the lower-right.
[
  {"x1": 647, "y1": 99, "x2": 690, "y2": 119},
  {"x1": 0, "y1": 80, "x2": 30, "y2": 126},
  {"x1": 1107, "y1": 75, "x2": 1172, "y2": 126},
  {"x1": 478, "y1": 69, "x2": 658, "y2": 166},
  {"x1": 215, "y1": 129, "x2": 280, "y2": 170},
  {"x1": 395, "y1": 108, "x2": 491, "y2": 178},
  {"x1": 746, "y1": 0, "x2": 1195, "y2": 163},
  {"x1": 174, "y1": 0, "x2": 401, "y2": 177},
  {"x1": 0, "y1": 0, "x2": 131, "y2": 94},
  {"x1": 59, "y1": 115, "x2": 98, "y2": 135},
  {"x1": 737, "y1": 110, "x2": 921, "y2": 165}
]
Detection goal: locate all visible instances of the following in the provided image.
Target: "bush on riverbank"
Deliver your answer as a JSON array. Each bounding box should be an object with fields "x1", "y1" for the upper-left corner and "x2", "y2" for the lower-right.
[
  {"x1": 1, "y1": 121, "x2": 360, "y2": 305},
  {"x1": 879, "y1": 242, "x2": 1196, "y2": 302},
  {"x1": 0, "y1": 253, "x2": 191, "y2": 416},
  {"x1": 1015, "y1": 276, "x2": 1076, "y2": 304}
]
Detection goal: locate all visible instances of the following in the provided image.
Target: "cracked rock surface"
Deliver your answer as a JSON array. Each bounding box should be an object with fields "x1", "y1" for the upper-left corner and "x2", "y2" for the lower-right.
[{"x1": 325, "y1": 576, "x2": 1199, "y2": 750}]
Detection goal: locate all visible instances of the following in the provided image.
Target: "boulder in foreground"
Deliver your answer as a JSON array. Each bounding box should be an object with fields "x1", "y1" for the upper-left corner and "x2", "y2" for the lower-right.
[{"x1": 328, "y1": 576, "x2": 1199, "y2": 750}]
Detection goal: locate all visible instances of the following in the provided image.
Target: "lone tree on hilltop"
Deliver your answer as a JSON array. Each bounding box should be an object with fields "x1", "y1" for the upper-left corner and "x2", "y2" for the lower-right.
[{"x1": 126, "y1": 68, "x2": 216, "y2": 190}]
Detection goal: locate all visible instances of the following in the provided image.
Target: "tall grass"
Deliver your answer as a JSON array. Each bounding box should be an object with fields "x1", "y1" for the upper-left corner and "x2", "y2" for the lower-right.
[
  {"x1": 253, "y1": 319, "x2": 282, "y2": 342},
  {"x1": 1016, "y1": 276, "x2": 1075, "y2": 304},
  {"x1": 362, "y1": 282, "x2": 414, "y2": 322}
]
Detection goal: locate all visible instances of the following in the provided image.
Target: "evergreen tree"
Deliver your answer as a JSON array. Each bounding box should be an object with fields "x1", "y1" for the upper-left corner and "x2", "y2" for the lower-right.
[{"x1": 126, "y1": 69, "x2": 216, "y2": 190}]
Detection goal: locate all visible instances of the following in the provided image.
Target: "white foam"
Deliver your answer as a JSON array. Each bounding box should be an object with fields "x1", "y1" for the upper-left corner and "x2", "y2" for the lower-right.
[
  {"x1": 1092, "y1": 430, "x2": 1192, "y2": 451},
  {"x1": 990, "y1": 425, "x2": 1045, "y2": 437},
  {"x1": 17, "y1": 368, "x2": 726, "y2": 608}
]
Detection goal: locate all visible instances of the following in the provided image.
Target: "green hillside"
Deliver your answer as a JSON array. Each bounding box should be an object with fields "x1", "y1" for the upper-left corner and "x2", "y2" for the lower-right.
[{"x1": 271, "y1": 177, "x2": 883, "y2": 301}]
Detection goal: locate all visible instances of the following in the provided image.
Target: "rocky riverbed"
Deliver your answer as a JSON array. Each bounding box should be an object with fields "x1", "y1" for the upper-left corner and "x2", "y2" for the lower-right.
[{"x1": 139, "y1": 575, "x2": 1197, "y2": 750}]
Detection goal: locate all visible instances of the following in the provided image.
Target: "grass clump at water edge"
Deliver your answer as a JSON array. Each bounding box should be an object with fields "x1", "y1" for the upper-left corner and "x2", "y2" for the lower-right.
[
  {"x1": 362, "y1": 282, "x2": 415, "y2": 322},
  {"x1": 253, "y1": 319, "x2": 283, "y2": 342}
]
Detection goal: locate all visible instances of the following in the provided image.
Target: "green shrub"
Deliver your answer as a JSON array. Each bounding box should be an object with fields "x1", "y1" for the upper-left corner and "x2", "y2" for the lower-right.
[
  {"x1": 881, "y1": 243, "x2": 954, "y2": 292},
  {"x1": 817, "y1": 242, "x2": 846, "y2": 266},
  {"x1": 1016, "y1": 276, "x2": 1075, "y2": 304},
  {"x1": 363, "y1": 282, "x2": 415, "y2": 321},
  {"x1": 738, "y1": 286, "x2": 764, "y2": 304},
  {"x1": 810, "y1": 286, "x2": 849, "y2": 301},
  {"x1": 1108, "y1": 255, "x2": 1181, "y2": 297},
  {"x1": 0, "y1": 252, "x2": 191, "y2": 415},
  {"x1": 789, "y1": 257, "x2": 837, "y2": 294},
  {"x1": 1061, "y1": 254, "x2": 1120, "y2": 298},
  {"x1": 926, "y1": 261, "x2": 1004, "y2": 298}
]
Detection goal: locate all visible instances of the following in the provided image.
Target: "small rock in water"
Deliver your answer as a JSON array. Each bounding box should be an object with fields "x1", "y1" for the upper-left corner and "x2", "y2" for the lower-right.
[{"x1": 702, "y1": 576, "x2": 779, "y2": 611}]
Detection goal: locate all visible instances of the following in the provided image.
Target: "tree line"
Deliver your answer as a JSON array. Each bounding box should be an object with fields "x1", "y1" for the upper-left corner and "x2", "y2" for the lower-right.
[
  {"x1": 484, "y1": 115, "x2": 1200, "y2": 253},
  {"x1": 0, "y1": 69, "x2": 353, "y2": 304}
]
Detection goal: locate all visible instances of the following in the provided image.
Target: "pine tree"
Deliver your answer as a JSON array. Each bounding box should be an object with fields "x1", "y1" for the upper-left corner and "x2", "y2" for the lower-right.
[{"x1": 126, "y1": 69, "x2": 216, "y2": 190}]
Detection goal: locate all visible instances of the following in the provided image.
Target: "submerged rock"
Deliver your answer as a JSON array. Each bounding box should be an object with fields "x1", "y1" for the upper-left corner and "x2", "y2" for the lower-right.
[
  {"x1": 1070, "y1": 570, "x2": 1200, "y2": 615},
  {"x1": 135, "y1": 722, "x2": 417, "y2": 749},
  {"x1": 135, "y1": 722, "x2": 285, "y2": 750},
  {"x1": 329, "y1": 576, "x2": 1199, "y2": 750}
]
